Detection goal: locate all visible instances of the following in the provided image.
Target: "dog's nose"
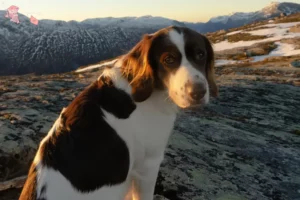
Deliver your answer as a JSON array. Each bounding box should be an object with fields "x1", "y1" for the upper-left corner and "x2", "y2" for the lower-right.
[{"x1": 186, "y1": 83, "x2": 206, "y2": 101}]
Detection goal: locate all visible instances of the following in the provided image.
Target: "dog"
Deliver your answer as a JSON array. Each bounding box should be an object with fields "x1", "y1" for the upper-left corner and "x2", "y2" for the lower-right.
[{"x1": 19, "y1": 26, "x2": 218, "y2": 200}]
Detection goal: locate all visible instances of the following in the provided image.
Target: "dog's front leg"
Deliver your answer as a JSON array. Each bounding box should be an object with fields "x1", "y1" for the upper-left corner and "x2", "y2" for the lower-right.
[{"x1": 134, "y1": 155, "x2": 163, "y2": 200}]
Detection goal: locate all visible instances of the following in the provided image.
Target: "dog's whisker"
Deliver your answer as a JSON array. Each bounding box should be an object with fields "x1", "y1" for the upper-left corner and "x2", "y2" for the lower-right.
[{"x1": 164, "y1": 96, "x2": 170, "y2": 102}]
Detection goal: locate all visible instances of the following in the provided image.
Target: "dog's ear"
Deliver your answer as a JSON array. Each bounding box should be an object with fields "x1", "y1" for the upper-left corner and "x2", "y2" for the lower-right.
[
  {"x1": 121, "y1": 34, "x2": 154, "y2": 102},
  {"x1": 203, "y1": 35, "x2": 219, "y2": 97}
]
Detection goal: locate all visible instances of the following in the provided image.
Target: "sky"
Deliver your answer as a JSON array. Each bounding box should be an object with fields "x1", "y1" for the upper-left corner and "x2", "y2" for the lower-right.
[{"x1": 1, "y1": 0, "x2": 299, "y2": 22}]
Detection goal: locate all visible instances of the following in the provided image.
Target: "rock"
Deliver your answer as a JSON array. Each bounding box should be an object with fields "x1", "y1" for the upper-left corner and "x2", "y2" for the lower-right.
[
  {"x1": 155, "y1": 81, "x2": 300, "y2": 200},
  {"x1": 78, "y1": 74, "x2": 85, "y2": 79},
  {"x1": 1, "y1": 65, "x2": 300, "y2": 200},
  {"x1": 290, "y1": 24, "x2": 300, "y2": 33},
  {"x1": 154, "y1": 195, "x2": 169, "y2": 200},
  {"x1": 217, "y1": 29, "x2": 226, "y2": 35},
  {"x1": 293, "y1": 80, "x2": 300, "y2": 86},
  {"x1": 280, "y1": 13, "x2": 287, "y2": 17},
  {"x1": 290, "y1": 60, "x2": 300, "y2": 68},
  {"x1": 235, "y1": 72, "x2": 245, "y2": 75},
  {"x1": 0, "y1": 74, "x2": 89, "y2": 183}
]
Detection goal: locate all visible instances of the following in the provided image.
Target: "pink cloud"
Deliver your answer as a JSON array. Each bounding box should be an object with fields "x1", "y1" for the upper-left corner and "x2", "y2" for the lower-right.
[
  {"x1": 30, "y1": 16, "x2": 39, "y2": 25},
  {"x1": 10, "y1": 13, "x2": 20, "y2": 24},
  {"x1": 4, "y1": 5, "x2": 39, "y2": 25},
  {"x1": 5, "y1": 5, "x2": 20, "y2": 24}
]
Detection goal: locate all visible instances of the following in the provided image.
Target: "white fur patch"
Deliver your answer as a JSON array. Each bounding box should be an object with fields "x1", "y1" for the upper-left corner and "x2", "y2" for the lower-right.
[
  {"x1": 101, "y1": 89, "x2": 177, "y2": 199},
  {"x1": 98, "y1": 66, "x2": 132, "y2": 95},
  {"x1": 37, "y1": 167, "x2": 130, "y2": 200}
]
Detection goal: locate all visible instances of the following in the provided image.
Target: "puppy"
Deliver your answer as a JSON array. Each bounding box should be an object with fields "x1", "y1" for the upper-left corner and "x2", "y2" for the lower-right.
[{"x1": 19, "y1": 26, "x2": 218, "y2": 200}]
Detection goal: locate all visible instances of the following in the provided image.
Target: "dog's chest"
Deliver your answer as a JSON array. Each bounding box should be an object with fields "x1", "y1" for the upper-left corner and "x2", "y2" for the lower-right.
[{"x1": 103, "y1": 92, "x2": 177, "y2": 158}]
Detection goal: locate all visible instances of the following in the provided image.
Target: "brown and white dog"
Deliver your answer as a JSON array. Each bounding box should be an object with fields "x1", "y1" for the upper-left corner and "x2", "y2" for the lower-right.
[{"x1": 19, "y1": 26, "x2": 218, "y2": 200}]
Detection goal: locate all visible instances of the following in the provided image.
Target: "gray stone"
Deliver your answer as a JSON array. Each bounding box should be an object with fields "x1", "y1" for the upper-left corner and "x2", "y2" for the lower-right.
[
  {"x1": 290, "y1": 24, "x2": 300, "y2": 33},
  {"x1": 154, "y1": 195, "x2": 169, "y2": 200},
  {"x1": 290, "y1": 60, "x2": 300, "y2": 68},
  {"x1": 1, "y1": 63, "x2": 300, "y2": 200}
]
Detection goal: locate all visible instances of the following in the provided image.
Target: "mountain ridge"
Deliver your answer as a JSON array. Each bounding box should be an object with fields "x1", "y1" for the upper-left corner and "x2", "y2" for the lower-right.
[
  {"x1": 2, "y1": 2, "x2": 299, "y2": 32},
  {"x1": 186, "y1": 2, "x2": 300, "y2": 33},
  {"x1": 0, "y1": 2, "x2": 299, "y2": 76}
]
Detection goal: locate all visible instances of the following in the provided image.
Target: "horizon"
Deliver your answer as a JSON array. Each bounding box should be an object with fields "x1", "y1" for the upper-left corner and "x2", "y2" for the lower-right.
[{"x1": 0, "y1": 0, "x2": 300, "y2": 23}]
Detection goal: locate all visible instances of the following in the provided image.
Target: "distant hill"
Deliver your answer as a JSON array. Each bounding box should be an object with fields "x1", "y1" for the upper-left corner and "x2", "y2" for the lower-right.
[
  {"x1": 184, "y1": 2, "x2": 300, "y2": 33},
  {"x1": 77, "y1": 13, "x2": 300, "y2": 73},
  {"x1": 0, "y1": 12, "x2": 185, "y2": 75},
  {"x1": 0, "y1": 1, "x2": 299, "y2": 76}
]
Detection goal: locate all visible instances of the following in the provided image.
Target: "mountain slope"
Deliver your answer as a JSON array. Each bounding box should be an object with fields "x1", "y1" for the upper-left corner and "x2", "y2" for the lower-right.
[
  {"x1": 0, "y1": 2, "x2": 299, "y2": 76},
  {"x1": 186, "y1": 2, "x2": 300, "y2": 33},
  {"x1": 0, "y1": 12, "x2": 184, "y2": 75},
  {"x1": 77, "y1": 13, "x2": 300, "y2": 84},
  {"x1": 81, "y1": 15, "x2": 186, "y2": 28}
]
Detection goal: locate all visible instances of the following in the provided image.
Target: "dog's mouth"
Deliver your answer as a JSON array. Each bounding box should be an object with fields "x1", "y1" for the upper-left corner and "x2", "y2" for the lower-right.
[
  {"x1": 188, "y1": 97, "x2": 207, "y2": 106},
  {"x1": 181, "y1": 98, "x2": 207, "y2": 110},
  {"x1": 169, "y1": 91, "x2": 208, "y2": 109}
]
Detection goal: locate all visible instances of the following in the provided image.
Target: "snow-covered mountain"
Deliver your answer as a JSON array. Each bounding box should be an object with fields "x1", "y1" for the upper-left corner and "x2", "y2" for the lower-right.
[
  {"x1": 185, "y1": 2, "x2": 300, "y2": 33},
  {"x1": 210, "y1": 12, "x2": 254, "y2": 24},
  {"x1": 200, "y1": 2, "x2": 300, "y2": 33},
  {"x1": 0, "y1": 12, "x2": 185, "y2": 75},
  {"x1": 210, "y1": 2, "x2": 299, "y2": 24},
  {"x1": 81, "y1": 15, "x2": 186, "y2": 28},
  {"x1": 0, "y1": 2, "x2": 299, "y2": 75}
]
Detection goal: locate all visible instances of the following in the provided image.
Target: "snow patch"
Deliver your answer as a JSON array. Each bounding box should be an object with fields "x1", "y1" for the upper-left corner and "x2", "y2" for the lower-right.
[
  {"x1": 226, "y1": 30, "x2": 242, "y2": 36},
  {"x1": 252, "y1": 42, "x2": 300, "y2": 62},
  {"x1": 76, "y1": 59, "x2": 118, "y2": 73},
  {"x1": 207, "y1": 2, "x2": 300, "y2": 26},
  {"x1": 81, "y1": 15, "x2": 181, "y2": 28},
  {"x1": 215, "y1": 59, "x2": 241, "y2": 66},
  {"x1": 262, "y1": 1, "x2": 279, "y2": 15},
  {"x1": 215, "y1": 22, "x2": 300, "y2": 51}
]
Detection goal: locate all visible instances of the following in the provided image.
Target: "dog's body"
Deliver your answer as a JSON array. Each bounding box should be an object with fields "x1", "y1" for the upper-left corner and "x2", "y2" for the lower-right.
[{"x1": 19, "y1": 26, "x2": 218, "y2": 200}]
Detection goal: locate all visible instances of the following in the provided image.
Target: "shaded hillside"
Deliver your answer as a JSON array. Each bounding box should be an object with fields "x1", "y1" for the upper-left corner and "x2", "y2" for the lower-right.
[
  {"x1": 1, "y1": 2, "x2": 300, "y2": 76},
  {"x1": 0, "y1": 12, "x2": 184, "y2": 76}
]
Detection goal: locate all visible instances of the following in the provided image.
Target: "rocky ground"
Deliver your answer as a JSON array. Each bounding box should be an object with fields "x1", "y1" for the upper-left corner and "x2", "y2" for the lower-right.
[{"x1": 0, "y1": 55, "x2": 300, "y2": 200}]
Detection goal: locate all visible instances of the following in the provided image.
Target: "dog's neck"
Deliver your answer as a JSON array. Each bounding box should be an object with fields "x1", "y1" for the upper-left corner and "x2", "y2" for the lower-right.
[{"x1": 99, "y1": 58, "x2": 179, "y2": 115}]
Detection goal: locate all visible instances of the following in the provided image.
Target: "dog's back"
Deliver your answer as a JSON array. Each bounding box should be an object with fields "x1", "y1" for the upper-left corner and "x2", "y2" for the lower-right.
[{"x1": 19, "y1": 77, "x2": 138, "y2": 200}]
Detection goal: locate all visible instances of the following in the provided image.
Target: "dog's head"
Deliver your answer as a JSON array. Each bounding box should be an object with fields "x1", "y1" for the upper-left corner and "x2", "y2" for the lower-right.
[{"x1": 121, "y1": 26, "x2": 218, "y2": 108}]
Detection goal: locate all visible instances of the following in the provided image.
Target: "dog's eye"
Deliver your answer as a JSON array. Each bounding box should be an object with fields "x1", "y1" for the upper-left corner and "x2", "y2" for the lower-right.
[
  {"x1": 163, "y1": 54, "x2": 175, "y2": 65},
  {"x1": 195, "y1": 50, "x2": 205, "y2": 60}
]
